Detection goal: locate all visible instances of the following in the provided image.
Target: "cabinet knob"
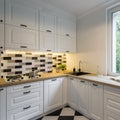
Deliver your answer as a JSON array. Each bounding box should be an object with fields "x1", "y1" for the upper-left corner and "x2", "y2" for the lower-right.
[
  {"x1": 46, "y1": 50, "x2": 51, "y2": 52},
  {"x1": 46, "y1": 30, "x2": 52, "y2": 33},
  {"x1": 23, "y1": 105, "x2": 31, "y2": 110},
  {"x1": 93, "y1": 83, "x2": 98, "y2": 87},
  {"x1": 66, "y1": 51, "x2": 70, "y2": 53},
  {"x1": 23, "y1": 85, "x2": 31, "y2": 88},
  {"x1": 23, "y1": 91, "x2": 31, "y2": 95},
  {"x1": 52, "y1": 79, "x2": 56, "y2": 81},
  {"x1": 80, "y1": 80, "x2": 85, "y2": 83},
  {"x1": 0, "y1": 20, "x2": 3, "y2": 23},
  {"x1": 66, "y1": 34, "x2": 70, "y2": 37},
  {"x1": 20, "y1": 24, "x2": 27, "y2": 27},
  {"x1": 0, "y1": 88, "x2": 3, "y2": 91},
  {"x1": 20, "y1": 46, "x2": 27, "y2": 48},
  {"x1": 0, "y1": 46, "x2": 3, "y2": 49}
]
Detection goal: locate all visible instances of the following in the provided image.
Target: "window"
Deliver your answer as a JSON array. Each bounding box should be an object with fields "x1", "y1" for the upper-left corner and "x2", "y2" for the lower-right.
[{"x1": 107, "y1": 4, "x2": 120, "y2": 74}]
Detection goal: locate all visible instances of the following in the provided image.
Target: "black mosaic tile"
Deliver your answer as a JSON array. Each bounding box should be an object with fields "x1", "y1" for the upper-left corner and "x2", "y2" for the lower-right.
[
  {"x1": 46, "y1": 108, "x2": 62, "y2": 116},
  {"x1": 15, "y1": 54, "x2": 22, "y2": 57},
  {"x1": 1, "y1": 63, "x2": 3, "y2": 66},
  {"x1": 1, "y1": 51, "x2": 3, "y2": 54},
  {"x1": 53, "y1": 65, "x2": 56, "y2": 67},
  {"x1": 47, "y1": 62, "x2": 52, "y2": 64},
  {"x1": 53, "y1": 57, "x2": 56, "y2": 59},
  {"x1": 58, "y1": 59, "x2": 62, "y2": 61},
  {"x1": 63, "y1": 61, "x2": 66, "y2": 63},
  {"x1": 40, "y1": 60, "x2": 45, "y2": 62},
  {"x1": 15, "y1": 66, "x2": 22, "y2": 69},
  {"x1": 75, "y1": 111, "x2": 83, "y2": 116},
  {"x1": 48, "y1": 71, "x2": 52, "y2": 73},
  {"x1": 40, "y1": 64, "x2": 45, "y2": 67},
  {"x1": 32, "y1": 67, "x2": 38, "y2": 71},
  {"x1": 32, "y1": 57, "x2": 37, "y2": 60},
  {"x1": 40, "y1": 69, "x2": 45, "y2": 72},
  {"x1": 3, "y1": 57, "x2": 11, "y2": 60},
  {"x1": 58, "y1": 63, "x2": 62, "y2": 65},
  {"x1": 40, "y1": 55, "x2": 45, "y2": 57},
  {"x1": 15, "y1": 71, "x2": 22, "y2": 74},
  {"x1": 25, "y1": 62, "x2": 32, "y2": 65},
  {"x1": 3, "y1": 69, "x2": 11, "y2": 72},
  {"x1": 1, "y1": 76, "x2": 3, "y2": 78},
  {"x1": 15, "y1": 60, "x2": 22, "y2": 63},
  {"x1": 58, "y1": 55, "x2": 62, "y2": 57},
  {"x1": 58, "y1": 116, "x2": 74, "y2": 120}
]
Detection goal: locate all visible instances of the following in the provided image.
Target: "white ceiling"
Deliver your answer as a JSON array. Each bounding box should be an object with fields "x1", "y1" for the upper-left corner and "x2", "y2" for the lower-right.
[{"x1": 39, "y1": 0, "x2": 111, "y2": 16}]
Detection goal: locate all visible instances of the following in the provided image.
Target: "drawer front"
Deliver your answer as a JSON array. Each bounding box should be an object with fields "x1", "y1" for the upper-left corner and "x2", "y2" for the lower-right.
[
  {"x1": 7, "y1": 103, "x2": 43, "y2": 120},
  {"x1": 7, "y1": 87, "x2": 43, "y2": 110},
  {"x1": 7, "y1": 81, "x2": 43, "y2": 94}
]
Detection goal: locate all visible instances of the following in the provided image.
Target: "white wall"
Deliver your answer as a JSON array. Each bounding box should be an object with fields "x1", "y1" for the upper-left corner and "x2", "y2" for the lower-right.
[{"x1": 67, "y1": 0, "x2": 120, "y2": 75}]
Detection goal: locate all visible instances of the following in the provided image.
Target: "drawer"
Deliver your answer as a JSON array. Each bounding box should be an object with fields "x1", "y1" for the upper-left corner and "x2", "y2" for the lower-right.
[
  {"x1": 7, "y1": 81, "x2": 43, "y2": 94},
  {"x1": 7, "y1": 103, "x2": 43, "y2": 120},
  {"x1": 7, "y1": 87, "x2": 43, "y2": 110}
]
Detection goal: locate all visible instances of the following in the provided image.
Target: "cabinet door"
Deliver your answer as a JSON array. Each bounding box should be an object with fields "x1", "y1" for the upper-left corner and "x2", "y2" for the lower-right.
[
  {"x1": 40, "y1": 32, "x2": 56, "y2": 52},
  {"x1": 44, "y1": 78, "x2": 62, "y2": 112},
  {"x1": 0, "y1": 24, "x2": 4, "y2": 50},
  {"x1": 68, "y1": 77, "x2": 77, "y2": 109},
  {"x1": 89, "y1": 82, "x2": 103, "y2": 120},
  {"x1": 0, "y1": 88, "x2": 6, "y2": 120},
  {"x1": 78, "y1": 79, "x2": 89, "y2": 115},
  {"x1": 62, "y1": 77, "x2": 68, "y2": 105},
  {"x1": 57, "y1": 35, "x2": 76, "y2": 52},
  {"x1": 5, "y1": 0, "x2": 38, "y2": 30},
  {"x1": 0, "y1": 0, "x2": 4, "y2": 23},
  {"x1": 57, "y1": 18, "x2": 76, "y2": 38},
  {"x1": 40, "y1": 11, "x2": 56, "y2": 33},
  {"x1": 5, "y1": 25, "x2": 39, "y2": 51}
]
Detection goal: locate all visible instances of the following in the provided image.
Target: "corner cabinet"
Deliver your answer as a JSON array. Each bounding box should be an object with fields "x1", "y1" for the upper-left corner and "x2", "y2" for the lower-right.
[
  {"x1": 0, "y1": 24, "x2": 4, "y2": 50},
  {"x1": 44, "y1": 78, "x2": 62, "y2": 112},
  {"x1": 0, "y1": 87, "x2": 6, "y2": 120},
  {"x1": 0, "y1": 0, "x2": 4, "y2": 23}
]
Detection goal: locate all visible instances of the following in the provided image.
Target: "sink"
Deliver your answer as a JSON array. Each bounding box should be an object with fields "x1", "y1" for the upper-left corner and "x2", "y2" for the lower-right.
[{"x1": 68, "y1": 72, "x2": 90, "y2": 76}]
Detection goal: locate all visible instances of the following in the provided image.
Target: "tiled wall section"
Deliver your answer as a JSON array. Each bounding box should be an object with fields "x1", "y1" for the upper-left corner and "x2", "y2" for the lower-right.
[{"x1": 0, "y1": 52, "x2": 66, "y2": 78}]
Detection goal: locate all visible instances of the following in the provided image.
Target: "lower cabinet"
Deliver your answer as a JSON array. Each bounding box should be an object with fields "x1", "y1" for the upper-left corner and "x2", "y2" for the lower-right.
[
  {"x1": 44, "y1": 78, "x2": 62, "y2": 112},
  {"x1": 68, "y1": 77, "x2": 78, "y2": 109},
  {"x1": 0, "y1": 87, "x2": 6, "y2": 120},
  {"x1": 104, "y1": 86, "x2": 120, "y2": 120},
  {"x1": 77, "y1": 79, "x2": 89, "y2": 115},
  {"x1": 89, "y1": 82, "x2": 103, "y2": 120}
]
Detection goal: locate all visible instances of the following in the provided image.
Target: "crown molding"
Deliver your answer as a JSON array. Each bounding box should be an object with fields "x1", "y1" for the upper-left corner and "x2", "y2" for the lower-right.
[{"x1": 77, "y1": 0, "x2": 116, "y2": 20}]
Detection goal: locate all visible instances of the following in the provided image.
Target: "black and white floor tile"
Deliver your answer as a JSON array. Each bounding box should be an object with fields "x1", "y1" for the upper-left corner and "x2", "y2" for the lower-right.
[{"x1": 36, "y1": 106, "x2": 90, "y2": 120}]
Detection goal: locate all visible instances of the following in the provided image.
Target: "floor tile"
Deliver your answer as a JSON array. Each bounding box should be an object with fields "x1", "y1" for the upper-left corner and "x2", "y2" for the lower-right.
[
  {"x1": 42, "y1": 116, "x2": 59, "y2": 120},
  {"x1": 58, "y1": 116, "x2": 74, "y2": 120},
  {"x1": 46, "y1": 108, "x2": 62, "y2": 116},
  {"x1": 60, "y1": 108, "x2": 75, "y2": 116},
  {"x1": 74, "y1": 116, "x2": 89, "y2": 120}
]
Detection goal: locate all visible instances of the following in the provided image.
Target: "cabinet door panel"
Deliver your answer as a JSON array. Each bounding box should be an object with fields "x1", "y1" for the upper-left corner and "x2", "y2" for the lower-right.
[
  {"x1": 5, "y1": 0, "x2": 38, "y2": 30},
  {"x1": 0, "y1": 88, "x2": 6, "y2": 120},
  {"x1": 44, "y1": 78, "x2": 62, "y2": 112},
  {"x1": 40, "y1": 32, "x2": 56, "y2": 52},
  {"x1": 5, "y1": 25, "x2": 39, "y2": 50},
  {"x1": 0, "y1": 24, "x2": 4, "y2": 49},
  {"x1": 78, "y1": 80, "x2": 89, "y2": 115},
  {"x1": 89, "y1": 83, "x2": 103, "y2": 120},
  {"x1": 0, "y1": 0, "x2": 4, "y2": 23}
]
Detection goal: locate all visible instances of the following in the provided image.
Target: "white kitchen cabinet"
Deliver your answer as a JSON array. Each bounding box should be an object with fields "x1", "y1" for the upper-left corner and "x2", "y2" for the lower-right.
[
  {"x1": 57, "y1": 35, "x2": 76, "y2": 52},
  {"x1": 77, "y1": 79, "x2": 89, "y2": 115},
  {"x1": 0, "y1": 87, "x2": 6, "y2": 120},
  {"x1": 104, "y1": 86, "x2": 120, "y2": 120},
  {"x1": 5, "y1": 0, "x2": 38, "y2": 30},
  {"x1": 5, "y1": 25, "x2": 39, "y2": 51},
  {"x1": 0, "y1": 0, "x2": 4, "y2": 24},
  {"x1": 44, "y1": 78, "x2": 62, "y2": 112},
  {"x1": 57, "y1": 18, "x2": 76, "y2": 38},
  {"x1": 62, "y1": 77, "x2": 68, "y2": 105},
  {"x1": 39, "y1": 11, "x2": 56, "y2": 33},
  {"x1": 40, "y1": 32, "x2": 56, "y2": 52},
  {"x1": 0, "y1": 24, "x2": 4, "y2": 50},
  {"x1": 89, "y1": 82, "x2": 103, "y2": 120},
  {"x1": 68, "y1": 77, "x2": 78, "y2": 109}
]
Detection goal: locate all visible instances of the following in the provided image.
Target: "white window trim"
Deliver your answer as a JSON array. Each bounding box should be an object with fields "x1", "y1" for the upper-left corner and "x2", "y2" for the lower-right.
[{"x1": 107, "y1": 3, "x2": 120, "y2": 75}]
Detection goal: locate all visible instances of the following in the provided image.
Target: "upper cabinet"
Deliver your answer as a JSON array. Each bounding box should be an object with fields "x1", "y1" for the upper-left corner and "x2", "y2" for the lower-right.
[
  {"x1": 5, "y1": 0, "x2": 38, "y2": 30},
  {"x1": 0, "y1": 0, "x2": 4, "y2": 23},
  {"x1": 39, "y1": 11, "x2": 56, "y2": 33}
]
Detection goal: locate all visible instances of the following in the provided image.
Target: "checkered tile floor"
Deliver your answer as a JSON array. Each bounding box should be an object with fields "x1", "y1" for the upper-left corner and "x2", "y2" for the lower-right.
[{"x1": 36, "y1": 106, "x2": 90, "y2": 120}]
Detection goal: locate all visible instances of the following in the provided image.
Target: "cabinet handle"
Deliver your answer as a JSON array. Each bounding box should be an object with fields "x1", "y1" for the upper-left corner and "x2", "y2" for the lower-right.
[
  {"x1": 23, "y1": 91, "x2": 31, "y2": 95},
  {"x1": 52, "y1": 79, "x2": 56, "y2": 81},
  {"x1": 46, "y1": 50, "x2": 51, "y2": 52},
  {"x1": 66, "y1": 51, "x2": 70, "y2": 53},
  {"x1": 0, "y1": 46, "x2": 3, "y2": 49},
  {"x1": 0, "y1": 20, "x2": 3, "y2": 23},
  {"x1": 93, "y1": 83, "x2": 98, "y2": 87},
  {"x1": 0, "y1": 88, "x2": 3, "y2": 91},
  {"x1": 46, "y1": 30, "x2": 52, "y2": 33},
  {"x1": 66, "y1": 34, "x2": 70, "y2": 37},
  {"x1": 20, "y1": 46, "x2": 27, "y2": 48},
  {"x1": 23, "y1": 105, "x2": 31, "y2": 110},
  {"x1": 20, "y1": 24, "x2": 27, "y2": 27},
  {"x1": 81, "y1": 80, "x2": 85, "y2": 83},
  {"x1": 23, "y1": 85, "x2": 31, "y2": 88}
]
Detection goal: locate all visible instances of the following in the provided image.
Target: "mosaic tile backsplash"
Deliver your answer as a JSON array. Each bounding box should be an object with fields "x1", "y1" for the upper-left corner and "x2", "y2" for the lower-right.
[{"x1": 0, "y1": 51, "x2": 67, "y2": 78}]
